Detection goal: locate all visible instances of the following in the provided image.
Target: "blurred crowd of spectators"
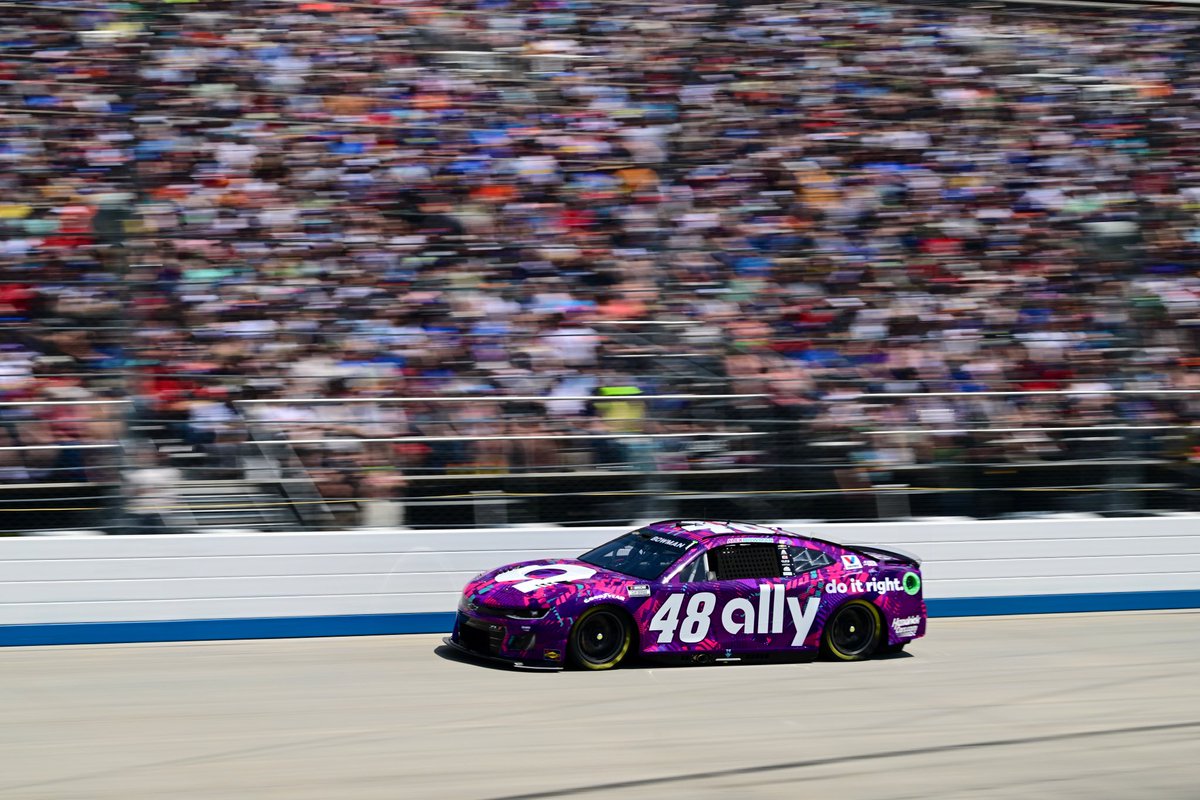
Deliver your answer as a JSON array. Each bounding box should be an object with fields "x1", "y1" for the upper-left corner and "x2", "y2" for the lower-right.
[{"x1": 3, "y1": 0, "x2": 1200, "y2": 491}]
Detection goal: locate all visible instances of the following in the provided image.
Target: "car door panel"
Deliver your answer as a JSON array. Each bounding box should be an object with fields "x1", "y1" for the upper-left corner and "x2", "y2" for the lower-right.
[{"x1": 641, "y1": 538, "x2": 825, "y2": 656}]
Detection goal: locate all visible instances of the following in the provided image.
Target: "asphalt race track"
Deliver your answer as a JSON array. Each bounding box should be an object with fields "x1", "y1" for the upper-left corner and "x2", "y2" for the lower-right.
[{"x1": 3, "y1": 611, "x2": 1199, "y2": 800}]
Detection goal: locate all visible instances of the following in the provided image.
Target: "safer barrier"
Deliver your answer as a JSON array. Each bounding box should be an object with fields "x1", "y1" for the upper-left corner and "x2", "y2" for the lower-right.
[{"x1": 3, "y1": 517, "x2": 1200, "y2": 645}]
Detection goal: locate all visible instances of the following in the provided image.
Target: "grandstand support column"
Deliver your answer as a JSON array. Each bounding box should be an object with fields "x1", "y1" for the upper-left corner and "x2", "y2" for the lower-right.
[
  {"x1": 119, "y1": 0, "x2": 157, "y2": 453},
  {"x1": 471, "y1": 490, "x2": 508, "y2": 528},
  {"x1": 1105, "y1": 460, "x2": 1145, "y2": 514},
  {"x1": 631, "y1": 437, "x2": 672, "y2": 522},
  {"x1": 96, "y1": 1, "x2": 152, "y2": 532}
]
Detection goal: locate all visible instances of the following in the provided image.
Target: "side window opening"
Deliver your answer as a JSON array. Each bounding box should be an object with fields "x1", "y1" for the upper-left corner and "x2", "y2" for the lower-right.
[
  {"x1": 709, "y1": 543, "x2": 783, "y2": 581},
  {"x1": 787, "y1": 546, "x2": 834, "y2": 573},
  {"x1": 674, "y1": 553, "x2": 708, "y2": 584}
]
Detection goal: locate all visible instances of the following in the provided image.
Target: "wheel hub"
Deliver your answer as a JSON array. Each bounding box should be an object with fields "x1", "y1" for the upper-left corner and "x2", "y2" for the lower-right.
[
  {"x1": 577, "y1": 611, "x2": 624, "y2": 664},
  {"x1": 831, "y1": 605, "x2": 876, "y2": 657}
]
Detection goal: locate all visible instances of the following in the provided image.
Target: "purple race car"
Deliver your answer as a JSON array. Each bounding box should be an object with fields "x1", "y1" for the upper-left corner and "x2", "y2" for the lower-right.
[{"x1": 445, "y1": 519, "x2": 926, "y2": 670}]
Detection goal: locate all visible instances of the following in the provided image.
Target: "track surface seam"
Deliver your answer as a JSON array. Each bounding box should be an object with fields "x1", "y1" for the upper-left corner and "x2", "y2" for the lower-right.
[{"x1": 484, "y1": 720, "x2": 1200, "y2": 800}]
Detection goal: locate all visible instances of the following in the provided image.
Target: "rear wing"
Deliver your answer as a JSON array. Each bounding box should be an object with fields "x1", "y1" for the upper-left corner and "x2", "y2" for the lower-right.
[
  {"x1": 784, "y1": 530, "x2": 923, "y2": 567},
  {"x1": 842, "y1": 544, "x2": 922, "y2": 567}
]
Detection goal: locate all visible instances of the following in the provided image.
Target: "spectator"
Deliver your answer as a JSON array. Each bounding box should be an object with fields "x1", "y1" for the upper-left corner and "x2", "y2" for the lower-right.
[{"x1": 3, "y1": 0, "x2": 1200, "y2": 503}]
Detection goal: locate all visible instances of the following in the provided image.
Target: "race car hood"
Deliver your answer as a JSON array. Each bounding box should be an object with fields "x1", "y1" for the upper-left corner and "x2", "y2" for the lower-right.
[{"x1": 467, "y1": 558, "x2": 637, "y2": 610}]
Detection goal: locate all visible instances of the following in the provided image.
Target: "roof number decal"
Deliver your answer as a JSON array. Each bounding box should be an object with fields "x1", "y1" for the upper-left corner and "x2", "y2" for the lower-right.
[{"x1": 495, "y1": 564, "x2": 598, "y2": 593}]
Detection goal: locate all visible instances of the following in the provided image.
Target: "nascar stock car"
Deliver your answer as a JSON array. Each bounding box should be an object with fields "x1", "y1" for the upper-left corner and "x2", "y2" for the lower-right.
[{"x1": 446, "y1": 519, "x2": 926, "y2": 670}]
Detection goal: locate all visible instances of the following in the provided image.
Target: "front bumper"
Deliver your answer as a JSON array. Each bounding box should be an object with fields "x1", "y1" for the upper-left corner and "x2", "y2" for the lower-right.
[
  {"x1": 441, "y1": 636, "x2": 563, "y2": 671},
  {"x1": 448, "y1": 609, "x2": 568, "y2": 670}
]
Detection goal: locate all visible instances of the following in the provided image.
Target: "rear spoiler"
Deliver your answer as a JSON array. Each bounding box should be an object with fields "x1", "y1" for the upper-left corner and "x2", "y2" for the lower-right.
[
  {"x1": 792, "y1": 532, "x2": 923, "y2": 567},
  {"x1": 842, "y1": 544, "x2": 922, "y2": 567}
]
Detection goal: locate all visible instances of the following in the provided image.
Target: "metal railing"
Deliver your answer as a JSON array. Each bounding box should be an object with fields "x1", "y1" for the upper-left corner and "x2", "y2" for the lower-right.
[{"x1": 0, "y1": 389, "x2": 1194, "y2": 532}]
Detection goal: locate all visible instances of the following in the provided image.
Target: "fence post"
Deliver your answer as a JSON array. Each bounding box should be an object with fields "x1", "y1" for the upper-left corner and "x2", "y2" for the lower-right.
[{"x1": 472, "y1": 491, "x2": 508, "y2": 527}]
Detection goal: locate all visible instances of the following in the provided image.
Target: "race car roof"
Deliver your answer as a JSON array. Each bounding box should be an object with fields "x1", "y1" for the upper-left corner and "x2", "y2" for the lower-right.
[
  {"x1": 643, "y1": 520, "x2": 919, "y2": 565},
  {"x1": 644, "y1": 519, "x2": 790, "y2": 542}
]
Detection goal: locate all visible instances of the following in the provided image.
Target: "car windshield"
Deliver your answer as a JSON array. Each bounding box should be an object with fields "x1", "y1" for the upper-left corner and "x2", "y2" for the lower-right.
[{"x1": 578, "y1": 529, "x2": 695, "y2": 581}]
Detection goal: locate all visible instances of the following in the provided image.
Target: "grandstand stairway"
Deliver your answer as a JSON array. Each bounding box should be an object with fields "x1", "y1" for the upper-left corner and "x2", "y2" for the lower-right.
[
  {"x1": 163, "y1": 482, "x2": 302, "y2": 533},
  {"x1": 128, "y1": 421, "x2": 326, "y2": 533}
]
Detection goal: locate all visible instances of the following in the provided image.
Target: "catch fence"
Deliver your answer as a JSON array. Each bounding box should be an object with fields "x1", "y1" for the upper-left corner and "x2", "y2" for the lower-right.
[{"x1": 0, "y1": 388, "x2": 1196, "y2": 532}]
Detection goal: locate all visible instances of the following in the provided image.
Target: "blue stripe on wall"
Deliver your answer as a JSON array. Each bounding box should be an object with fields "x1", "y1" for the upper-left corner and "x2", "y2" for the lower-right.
[
  {"x1": 3, "y1": 590, "x2": 1199, "y2": 646},
  {"x1": 0, "y1": 612, "x2": 458, "y2": 647},
  {"x1": 925, "y1": 589, "x2": 1200, "y2": 617}
]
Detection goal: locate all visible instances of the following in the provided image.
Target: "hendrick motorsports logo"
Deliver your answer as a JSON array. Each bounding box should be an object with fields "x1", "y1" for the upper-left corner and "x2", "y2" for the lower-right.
[{"x1": 892, "y1": 615, "x2": 921, "y2": 638}]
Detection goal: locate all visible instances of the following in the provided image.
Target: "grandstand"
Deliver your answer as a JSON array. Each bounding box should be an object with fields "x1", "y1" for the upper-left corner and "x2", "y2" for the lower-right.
[{"x1": 3, "y1": 0, "x2": 1200, "y2": 532}]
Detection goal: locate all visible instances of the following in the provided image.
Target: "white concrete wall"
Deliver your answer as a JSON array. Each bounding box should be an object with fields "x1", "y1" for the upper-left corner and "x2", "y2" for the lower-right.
[{"x1": 2, "y1": 518, "x2": 1200, "y2": 626}]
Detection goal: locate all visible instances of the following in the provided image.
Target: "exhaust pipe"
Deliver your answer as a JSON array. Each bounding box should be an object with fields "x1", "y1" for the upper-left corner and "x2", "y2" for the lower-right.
[{"x1": 692, "y1": 653, "x2": 712, "y2": 665}]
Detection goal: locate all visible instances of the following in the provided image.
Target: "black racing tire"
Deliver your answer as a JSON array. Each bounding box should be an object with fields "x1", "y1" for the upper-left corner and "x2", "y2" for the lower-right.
[
  {"x1": 821, "y1": 599, "x2": 884, "y2": 662},
  {"x1": 568, "y1": 607, "x2": 632, "y2": 670}
]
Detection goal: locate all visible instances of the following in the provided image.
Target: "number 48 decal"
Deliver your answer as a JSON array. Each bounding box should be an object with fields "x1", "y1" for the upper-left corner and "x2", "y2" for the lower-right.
[
  {"x1": 678, "y1": 521, "x2": 775, "y2": 535},
  {"x1": 649, "y1": 587, "x2": 822, "y2": 647},
  {"x1": 648, "y1": 592, "x2": 716, "y2": 644}
]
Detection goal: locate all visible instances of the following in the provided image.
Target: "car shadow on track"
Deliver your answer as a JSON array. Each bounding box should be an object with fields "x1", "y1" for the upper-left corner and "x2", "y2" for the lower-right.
[
  {"x1": 433, "y1": 644, "x2": 678, "y2": 672},
  {"x1": 435, "y1": 644, "x2": 912, "y2": 672}
]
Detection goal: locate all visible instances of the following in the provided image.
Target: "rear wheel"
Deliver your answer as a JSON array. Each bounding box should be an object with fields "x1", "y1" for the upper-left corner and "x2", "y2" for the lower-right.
[
  {"x1": 568, "y1": 607, "x2": 632, "y2": 670},
  {"x1": 821, "y1": 600, "x2": 883, "y2": 661}
]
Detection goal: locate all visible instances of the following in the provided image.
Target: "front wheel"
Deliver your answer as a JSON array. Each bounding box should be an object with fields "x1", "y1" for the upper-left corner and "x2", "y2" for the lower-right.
[
  {"x1": 568, "y1": 607, "x2": 632, "y2": 670},
  {"x1": 821, "y1": 600, "x2": 883, "y2": 661}
]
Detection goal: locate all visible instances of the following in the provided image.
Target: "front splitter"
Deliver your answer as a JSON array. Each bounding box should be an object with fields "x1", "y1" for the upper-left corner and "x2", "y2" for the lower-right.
[{"x1": 441, "y1": 637, "x2": 564, "y2": 671}]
